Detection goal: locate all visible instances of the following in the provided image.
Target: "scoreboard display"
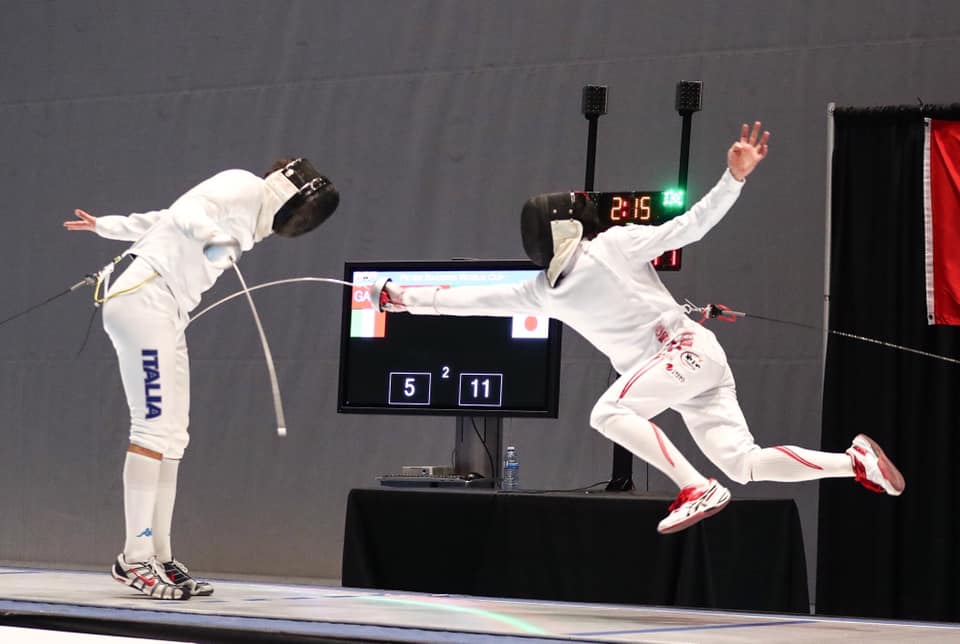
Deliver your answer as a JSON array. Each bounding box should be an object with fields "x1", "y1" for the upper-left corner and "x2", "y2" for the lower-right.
[{"x1": 337, "y1": 260, "x2": 562, "y2": 417}]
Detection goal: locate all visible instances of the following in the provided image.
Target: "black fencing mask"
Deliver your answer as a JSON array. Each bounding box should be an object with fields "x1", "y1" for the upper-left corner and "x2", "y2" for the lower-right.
[
  {"x1": 520, "y1": 191, "x2": 599, "y2": 285},
  {"x1": 263, "y1": 158, "x2": 340, "y2": 238}
]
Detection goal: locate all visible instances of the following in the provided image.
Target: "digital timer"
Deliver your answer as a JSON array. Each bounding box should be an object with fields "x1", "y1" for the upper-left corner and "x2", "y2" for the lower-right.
[{"x1": 588, "y1": 190, "x2": 686, "y2": 270}]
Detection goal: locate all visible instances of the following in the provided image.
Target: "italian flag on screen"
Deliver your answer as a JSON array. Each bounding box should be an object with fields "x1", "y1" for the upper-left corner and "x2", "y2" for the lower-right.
[
  {"x1": 924, "y1": 119, "x2": 960, "y2": 325},
  {"x1": 350, "y1": 286, "x2": 386, "y2": 338}
]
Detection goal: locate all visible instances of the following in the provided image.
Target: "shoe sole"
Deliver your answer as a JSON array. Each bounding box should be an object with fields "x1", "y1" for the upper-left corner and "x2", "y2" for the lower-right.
[
  {"x1": 657, "y1": 490, "x2": 731, "y2": 535},
  {"x1": 190, "y1": 587, "x2": 215, "y2": 597},
  {"x1": 855, "y1": 434, "x2": 905, "y2": 496}
]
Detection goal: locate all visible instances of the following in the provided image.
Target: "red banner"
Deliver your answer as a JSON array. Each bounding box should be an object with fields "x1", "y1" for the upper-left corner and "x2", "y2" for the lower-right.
[{"x1": 924, "y1": 119, "x2": 960, "y2": 324}]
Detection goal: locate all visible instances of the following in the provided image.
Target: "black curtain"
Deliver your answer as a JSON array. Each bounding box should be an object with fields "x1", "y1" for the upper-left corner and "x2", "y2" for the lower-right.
[{"x1": 817, "y1": 105, "x2": 960, "y2": 621}]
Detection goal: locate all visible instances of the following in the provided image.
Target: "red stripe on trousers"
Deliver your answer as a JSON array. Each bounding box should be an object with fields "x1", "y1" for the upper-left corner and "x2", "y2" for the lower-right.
[
  {"x1": 619, "y1": 355, "x2": 664, "y2": 399},
  {"x1": 651, "y1": 422, "x2": 675, "y2": 468},
  {"x1": 773, "y1": 446, "x2": 824, "y2": 470}
]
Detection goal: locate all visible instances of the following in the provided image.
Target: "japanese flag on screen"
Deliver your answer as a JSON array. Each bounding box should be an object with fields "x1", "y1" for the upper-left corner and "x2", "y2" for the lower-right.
[
  {"x1": 924, "y1": 119, "x2": 960, "y2": 325},
  {"x1": 511, "y1": 315, "x2": 549, "y2": 339}
]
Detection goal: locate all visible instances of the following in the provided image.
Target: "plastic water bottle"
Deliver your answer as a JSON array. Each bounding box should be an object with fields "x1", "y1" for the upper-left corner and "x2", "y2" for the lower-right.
[{"x1": 502, "y1": 445, "x2": 520, "y2": 490}]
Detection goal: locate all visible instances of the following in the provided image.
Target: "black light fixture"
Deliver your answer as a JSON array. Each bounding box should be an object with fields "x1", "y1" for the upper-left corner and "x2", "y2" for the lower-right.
[
  {"x1": 581, "y1": 85, "x2": 609, "y2": 118},
  {"x1": 675, "y1": 80, "x2": 703, "y2": 191},
  {"x1": 675, "y1": 80, "x2": 703, "y2": 115}
]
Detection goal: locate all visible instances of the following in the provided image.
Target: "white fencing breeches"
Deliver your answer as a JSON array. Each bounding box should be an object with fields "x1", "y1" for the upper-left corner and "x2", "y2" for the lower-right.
[
  {"x1": 590, "y1": 322, "x2": 852, "y2": 485},
  {"x1": 102, "y1": 258, "x2": 191, "y2": 459},
  {"x1": 589, "y1": 324, "x2": 762, "y2": 484}
]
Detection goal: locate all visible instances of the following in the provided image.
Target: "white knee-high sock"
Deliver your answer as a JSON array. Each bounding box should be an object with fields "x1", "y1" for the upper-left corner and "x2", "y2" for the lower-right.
[
  {"x1": 123, "y1": 451, "x2": 162, "y2": 562},
  {"x1": 153, "y1": 458, "x2": 180, "y2": 563},
  {"x1": 748, "y1": 445, "x2": 853, "y2": 482},
  {"x1": 600, "y1": 415, "x2": 708, "y2": 490}
]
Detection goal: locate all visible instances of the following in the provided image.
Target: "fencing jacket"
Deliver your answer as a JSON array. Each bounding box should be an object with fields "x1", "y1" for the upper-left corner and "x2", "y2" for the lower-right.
[
  {"x1": 94, "y1": 169, "x2": 272, "y2": 313},
  {"x1": 401, "y1": 170, "x2": 745, "y2": 375}
]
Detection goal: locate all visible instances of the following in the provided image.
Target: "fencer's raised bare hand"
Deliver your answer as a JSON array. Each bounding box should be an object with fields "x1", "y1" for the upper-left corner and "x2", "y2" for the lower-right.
[
  {"x1": 64, "y1": 208, "x2": 97, "y2": 232},
  {"x1": 727, "y1": 122, "x2": 770, "y2": 181}
]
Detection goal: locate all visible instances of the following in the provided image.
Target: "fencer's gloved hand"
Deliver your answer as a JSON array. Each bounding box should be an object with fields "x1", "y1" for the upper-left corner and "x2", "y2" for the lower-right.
[
  {"x1": 202, "y1": 233, "x2": 242, "y2": 269},
  {"x1": 371, "y1": 277, "x2": 406, "y2": 312}
]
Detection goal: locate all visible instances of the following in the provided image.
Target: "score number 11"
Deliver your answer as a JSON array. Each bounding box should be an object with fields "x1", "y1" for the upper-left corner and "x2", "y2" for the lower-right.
[
  {"x1": 458, "y1": 372, "x2": 503, "y2": 407},
  {"x1": 469, "y1": 377, "x2": 491, "y2": 399}
]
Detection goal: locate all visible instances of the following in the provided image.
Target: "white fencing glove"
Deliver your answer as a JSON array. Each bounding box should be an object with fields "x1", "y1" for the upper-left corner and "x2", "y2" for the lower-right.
[
  {"x1": 371, "y1": 277, "x2": 406, "y2": 312},
  {"x1": 202, "y1": 233, "x2": 242, "y2": 269}
]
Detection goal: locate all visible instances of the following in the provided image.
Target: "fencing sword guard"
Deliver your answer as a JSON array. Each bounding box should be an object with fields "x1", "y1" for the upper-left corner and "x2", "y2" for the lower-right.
[
  {"x1": 708, "y1": 304, "x2": 745, "y2": 319},
  {"x1": 681, "y1": 299, "x2": 744, "y2": 324},
  {"x1": 371, "y1": 277, "x2": 392, "y2": 313}
]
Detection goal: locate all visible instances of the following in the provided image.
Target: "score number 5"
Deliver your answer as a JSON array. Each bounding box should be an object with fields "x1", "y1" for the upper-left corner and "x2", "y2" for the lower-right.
[{"x1": 388, "y1": 372, "x2": 431, "y2": 405}]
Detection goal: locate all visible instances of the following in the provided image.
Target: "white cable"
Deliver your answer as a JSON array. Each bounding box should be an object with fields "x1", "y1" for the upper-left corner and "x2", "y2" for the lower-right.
[
  {"x1": 230, "y1": 263, "x2": 290, "y2": 437},
  {"x1": 189, "y1": 277, "x2": 355, "y2": 326},
  {"x1": 683, "y1": 298, "x2": 960, "y2": 367},
  {"x1": 828, "y1": 329, "x2": 960, "y2": 366}
]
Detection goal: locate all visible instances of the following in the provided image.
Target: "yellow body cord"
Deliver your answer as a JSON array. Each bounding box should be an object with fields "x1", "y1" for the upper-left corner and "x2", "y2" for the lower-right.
[{"x1": 92, "y1": 256, "x2": 158, "y2": 304}]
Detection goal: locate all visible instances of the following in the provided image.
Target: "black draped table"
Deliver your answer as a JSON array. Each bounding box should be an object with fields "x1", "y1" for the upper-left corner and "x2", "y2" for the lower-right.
[{"x1": 341, "y1": 488, "x2": 808, "y2": 612}]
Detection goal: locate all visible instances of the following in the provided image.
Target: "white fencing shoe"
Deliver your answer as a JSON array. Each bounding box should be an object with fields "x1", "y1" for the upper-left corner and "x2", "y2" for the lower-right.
[
  {"x1": 163, "y1": 559, "x2": 215, "y2": 597},
  {"x1": 111, "y1": 554, "x2": 189, "y2": 600},
  {"x1": 657, "y1": 478, "x2": 731, "y2": 534},
  {"x1": 847, "y1": 434, "x2": 905, "y2": 496}
]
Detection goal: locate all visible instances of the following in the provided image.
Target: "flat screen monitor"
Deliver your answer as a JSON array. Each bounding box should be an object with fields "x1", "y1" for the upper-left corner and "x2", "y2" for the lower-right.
[{"x1": 337, "y1": 260, "x2": 562, "y2": 417}]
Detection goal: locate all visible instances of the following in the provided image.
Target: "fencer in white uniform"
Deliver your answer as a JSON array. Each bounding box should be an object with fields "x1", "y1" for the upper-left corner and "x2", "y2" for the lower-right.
[
  {"x1": 375, "y1": 123, "x2": 905, "y2": 534},
  {"x1": 65, "y1": 160, "x2": 338, "y2": 599}
]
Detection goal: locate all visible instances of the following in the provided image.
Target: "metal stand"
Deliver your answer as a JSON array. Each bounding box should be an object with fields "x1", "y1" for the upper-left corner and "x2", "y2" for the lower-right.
[
  {"x1": 579, "y1": 84, "x2": 638, "y2": 493},
  {"x1": 601, "y1": 81, "x2": 703, "y2": 492},
  {"x1": 454, "y1": 416, "x2": 502, "y2": 487},
  {"x1": 606, "y1": 445, "x2": 635, "y2": 491}
]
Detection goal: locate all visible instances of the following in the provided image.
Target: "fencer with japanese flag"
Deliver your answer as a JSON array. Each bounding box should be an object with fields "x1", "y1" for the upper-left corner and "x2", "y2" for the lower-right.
[
  {"x1": 374, "y1": 123, "x2": 904, "y2": 534},
  {"x1": 64, "y1": 159, "x2": 338, "y2": 599}
]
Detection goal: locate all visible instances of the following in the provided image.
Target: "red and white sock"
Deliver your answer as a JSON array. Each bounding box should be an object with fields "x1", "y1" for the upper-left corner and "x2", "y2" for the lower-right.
[
  {"x1": 748, "y1": 445, "x2": 853, "y2": 482},
  {"x1": 599, "y1": 415, "x2": 708, "y2": 489}
]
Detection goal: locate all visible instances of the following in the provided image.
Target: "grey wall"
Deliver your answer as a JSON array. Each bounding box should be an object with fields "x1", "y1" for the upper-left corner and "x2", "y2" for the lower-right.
[{"x1": 1, "y1": 0, "x2": 958, "y2": 596}]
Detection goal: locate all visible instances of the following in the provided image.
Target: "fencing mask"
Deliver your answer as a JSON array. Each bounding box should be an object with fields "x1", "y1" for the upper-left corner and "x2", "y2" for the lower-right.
[
  {"x1": 520, "y1": 191, "x2": 599, "y2": 286},
  {"x1": 261, "y1": 158, "x2": 340, "y2": 239}
]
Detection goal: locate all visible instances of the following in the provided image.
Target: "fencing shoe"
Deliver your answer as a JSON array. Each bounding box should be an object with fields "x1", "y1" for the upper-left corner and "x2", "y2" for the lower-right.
[
  {"x1": 111, "y1": 554, "x2": 189, "y2": 600},
  {"x1": 163, "y1": 559, "x2": 215, "y2": 596},
  {"x1": 847, "y1": 434, "x2": 905, "y2": 496},
  {"x1": 657, "y1": 478, "x2": 731, "y2": 534}
]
